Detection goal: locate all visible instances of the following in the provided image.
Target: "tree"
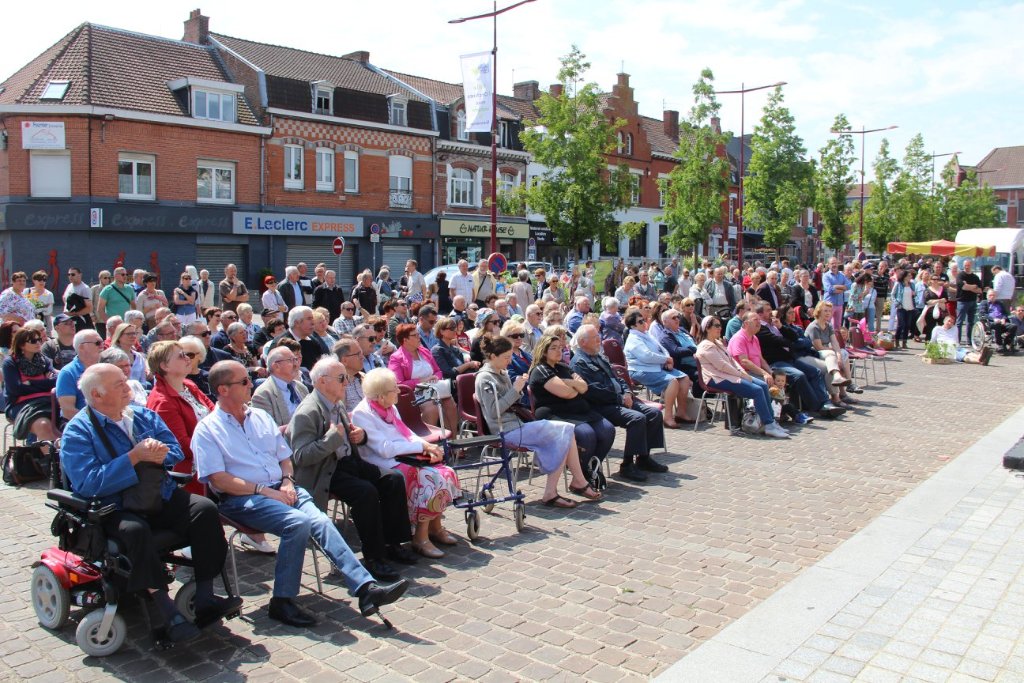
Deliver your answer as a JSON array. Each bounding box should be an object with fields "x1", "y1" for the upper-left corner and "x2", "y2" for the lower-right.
[
  {"x1": 743, "y1": 87, "x2": 813, "y2": 255},
  {"x1": 934, "y1": 160, "x2": 1002, "y2": 238},
  {"x1": 657, "y1": 68, "x2": 730, "y2": 259},
  {"x1": 814, "y1": 114, "x2": 857, "y2": 252},
  {"x1": 890, "y1": 133, "x2": 934, "y2": 241},
  {"x1": 517, "y1": 46, "x2": 632, "y2": 256},
  {"x1": 863, "y1": 138, "x2": 899, "y2": 254}
]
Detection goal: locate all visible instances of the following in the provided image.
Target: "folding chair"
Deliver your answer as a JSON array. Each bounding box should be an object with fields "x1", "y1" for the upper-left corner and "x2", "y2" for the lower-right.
[
  {"x1": 836, "y1": 332, "x2": 870, "y2": 387},
  {"x1": 455, "y1": 373, "x2": 479, "y2": 437},
  {"x1": 850, "y1": 326, "x2": 889, "y2": 383},
  {"x1": 396, "y1": 385, "x2": 451, "y2": 443},
  {"x1": 692, "y1": 358, "x2": 735, "y2": 432},
  {"x1": 601, "y1": 338, "x2": 627, "y2": 367}
]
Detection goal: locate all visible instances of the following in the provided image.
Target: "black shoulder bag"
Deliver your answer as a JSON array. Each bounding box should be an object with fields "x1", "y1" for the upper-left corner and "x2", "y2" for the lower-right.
[{"x1": 88, "y1": 409, "x2": 166, "y2": 515}]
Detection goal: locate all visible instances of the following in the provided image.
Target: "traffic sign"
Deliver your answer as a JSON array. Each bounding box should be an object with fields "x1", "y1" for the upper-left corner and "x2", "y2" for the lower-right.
[
  {"x1": 370, "y1": 223, "x2": 380, "y2": 234},
  {"x1": 332, "y1": 236, "x2": 345, "y2": 256},
  {"x1": 370, "y1": 234, "x2": 380, "y2": 243},
  {"x1": 487, "y1": 252, "x2": 507, "y2": 275}
]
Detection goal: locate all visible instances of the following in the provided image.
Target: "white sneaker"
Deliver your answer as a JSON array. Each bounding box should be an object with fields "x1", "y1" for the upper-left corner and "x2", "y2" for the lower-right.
[
  {"x1": 764, "y1": 422, "x2": 790, "y2": 439},
  {"x1": 239, "y1": 534, "x2": 276, "y2": 554}
]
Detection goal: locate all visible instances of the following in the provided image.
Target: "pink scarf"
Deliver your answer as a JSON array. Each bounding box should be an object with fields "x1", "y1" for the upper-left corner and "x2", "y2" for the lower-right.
[{"x1": 368, "y1": 399, "x2": 414, "y2": 439}]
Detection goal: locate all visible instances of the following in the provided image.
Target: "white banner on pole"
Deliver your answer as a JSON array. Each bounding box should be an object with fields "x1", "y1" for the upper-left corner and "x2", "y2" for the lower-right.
[{"x1": 460, "y1": 51, "x2": 494, "y2": 133}]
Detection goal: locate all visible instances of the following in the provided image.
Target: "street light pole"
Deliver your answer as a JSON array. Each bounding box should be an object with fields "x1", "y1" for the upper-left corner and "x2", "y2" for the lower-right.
[
  {"x1": 929, "y1": 150, "x2": 959, "y2": 194},
  {"x1": 830, "y1": 124, "x2": 897, "y2": 254},
  {"x1": 449, "y1": 0, "x2": 536, "y2": 256},
  {"x1": 714, "y1": 81, "x2": 786, "y2": 268}
]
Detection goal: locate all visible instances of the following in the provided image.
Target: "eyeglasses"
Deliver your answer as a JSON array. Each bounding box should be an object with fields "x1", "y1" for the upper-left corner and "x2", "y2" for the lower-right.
[
  {"x1": 121, "y1": 332, "x2": 139, "y2": 338},
  {"x1": 709, "y1": 322, "x2": 722, "y2": 329},
  {"x1": 67, "y1": 272, "x2": 79, "y2": 277},
  {"x1": 199, "y1": 331, "x2": 211, "y2": 337},
  {"x1": 182, "y1": 276, "x2": 192, "y2": 280},
  {"x1": 272, "y1": 357, "x2": 299, "y2": 365},
  {"x1": 223, "y1": 377, "x2": 253, "y2": 387},
  {"x1": 83, "y1": 340, "x2": 104, "y2": 347},
  {"x1": 333, "y1": 375, "x2": 350, "y2": 384},
  {"x1": 25, "y1": 336, "x2": 42, "y2": 344},
  {"x1": 183, "y1": 352, "x2": 199, "y2": 359},
  {"x1": 684, "y1": 304, "x2": 694, "y2": 308},
  {"x1": 362, "y1": 335, "x2": 378, "y2": 342},
  {"x1": 508, "y1": 333, "x2": 525, "y2": 339}
]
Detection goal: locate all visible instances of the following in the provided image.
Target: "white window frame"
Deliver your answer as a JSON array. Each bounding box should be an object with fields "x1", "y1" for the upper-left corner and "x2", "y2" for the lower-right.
[
  {"x1": 41, "y1": 80, "x2": 70, "y2": 100},
  {"x1": 658, "y1": 173, "x2": 669, "y2": 208},
  {"x1": 315, "y1": 148, "x2": 335, "y2": 192},
  {"x1": 498, "y1": 172, "x2": 516, "y2": 194},
  {"x1": 616, "y1": 132, "x2": 624, "y2": 154},
  {"x1": 625, "y1": 133, "x2": 634, "y2": 156},
  {"x1": 118, "y1": 153, "x2": 156, "y2": 200},
  {"x1": 30, "y1": 151, "x2": 71, "y2": 198},
  {"x1": 499, "y1": 121, "x2": 511, "y2": 148},
  {"x1": 193, "y1": 88, "x2": 236, "y2": 123},
  {"x1": 284, "y1": 144, "x2": 304, "y2": 190},
  {"x1": 344, "y1": 151, "x2": 359, "y2": 193},
  {"x1": 389, "y1": 155, "x2": 413, "y2": 196},
  {"x1": 456, "y1": 110, "x2": 468, "y2": 141},
  {"x1": 630, "y1": 172, "x2": 641, "y2": 206},
  {"x1": 197, "y1": 160, "x2": 235, "y2": 204},
  {"x1": 314, "y1": 85, "x2": 333, "y2": 115},
  {"x1": 449, "y1": 167, "x2": 476, "y2": 207},
  {"x1": 389, "y1": 96, "x2": 408, "y2": 127}
]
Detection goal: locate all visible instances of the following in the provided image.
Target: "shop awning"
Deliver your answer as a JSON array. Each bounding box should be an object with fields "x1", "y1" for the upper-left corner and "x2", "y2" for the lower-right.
[{"x1": 886, "y1": 239, "x2": 996, "y2": 258}]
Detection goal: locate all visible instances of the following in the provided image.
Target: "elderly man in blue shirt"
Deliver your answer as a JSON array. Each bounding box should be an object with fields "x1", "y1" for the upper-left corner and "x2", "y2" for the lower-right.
[
  {"x1": 822, "y1": 257, "x2": 851, "y2": 331},
  {"x1": 192, "y1": 360, "x2": 407, "y2": 629},
  {"x1": 61, "y1": 363, "x2": 240, "y2": 643}
]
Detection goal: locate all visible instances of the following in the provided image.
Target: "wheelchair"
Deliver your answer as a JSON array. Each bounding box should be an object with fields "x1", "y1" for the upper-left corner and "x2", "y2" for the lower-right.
[
  {"x1": 30, "y1": 450, "x2": 240, "y2": 656},
  {"x1": 970, "y1": 316, "x2": 1018, "y2": 352}
]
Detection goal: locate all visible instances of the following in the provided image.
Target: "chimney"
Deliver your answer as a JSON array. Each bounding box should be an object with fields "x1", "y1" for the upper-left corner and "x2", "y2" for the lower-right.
[
  {"x1": 617, "y1": 72, "x2": 630, "y2": 87},
  {"x1": 183, "y1": 9, "x2": 210, "y2": 45},
  {"x1": 343, "y1": 50, "x2": 370, "y2": 63},
  {"x1": 663, "y1": 110, "x2": 679, "y2": 138},
  {"x1": 514, "y1": 80, "x2": 540, "y2": 101},
  {"x1": 549, "y1": 83, "x2": 563, "y2": 98},
  {"x1": 710, "y1": 116, "x2": 722, "y2": 135}
]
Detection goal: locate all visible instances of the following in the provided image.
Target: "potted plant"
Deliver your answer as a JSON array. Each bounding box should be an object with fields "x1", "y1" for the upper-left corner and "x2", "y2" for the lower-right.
[{"x1": 922, "y1": 341, "x2": 953, "y2": 364}]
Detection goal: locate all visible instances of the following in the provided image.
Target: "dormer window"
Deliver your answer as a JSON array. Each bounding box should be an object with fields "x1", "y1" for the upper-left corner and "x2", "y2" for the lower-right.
[
  {"x1": 313, "y1": 82, "x2": 334, "y2": 115},
  {"x1": 456, "y1": 110, "x2": 468, "y2": 141},
  {"x1": 389, "y1": 96, "x2": 407, "y2": 127},
  {"x1": 194, "y1": 89, "x2": 235, "y2": 123},
  {"x1": 499, "y1": 121, "x2": 512, "y2": 148},
  {"x1": 40, "y1": 80, "x2": 70, "y2": 100}
]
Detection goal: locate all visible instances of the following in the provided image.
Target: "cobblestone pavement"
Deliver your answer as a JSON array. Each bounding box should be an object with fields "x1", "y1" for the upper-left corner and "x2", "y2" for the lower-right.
[{"x1": 1, "y1": 348, "x2": 1021, "y2": 681}]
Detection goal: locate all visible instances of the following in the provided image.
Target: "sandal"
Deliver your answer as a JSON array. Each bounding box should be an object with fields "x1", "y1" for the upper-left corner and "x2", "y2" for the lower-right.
[
  {"x1": 541, "y1": 495, "x2": 577, "y2": 509},
  {"x1": 568, "y1": 484, "x2": 603, "y2": 501}
]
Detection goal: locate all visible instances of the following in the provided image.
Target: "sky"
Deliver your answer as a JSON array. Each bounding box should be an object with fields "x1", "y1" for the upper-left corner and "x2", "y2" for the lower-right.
[{"x1": 3, "y1": 0, "x2": 1020, "y2": 175}]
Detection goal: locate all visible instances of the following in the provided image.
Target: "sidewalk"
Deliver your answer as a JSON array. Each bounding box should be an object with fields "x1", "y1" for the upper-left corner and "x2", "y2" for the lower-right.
[{"x1": 659, "y1": 406, "x2": 1024, "y2": 683}]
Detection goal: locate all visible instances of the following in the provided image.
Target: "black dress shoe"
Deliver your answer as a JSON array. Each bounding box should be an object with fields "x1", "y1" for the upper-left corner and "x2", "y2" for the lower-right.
[
  {"x1": 618, "y1": 462, "x2": 648, "y2": 482},
  {"x1": 166, "y1": 613, "x2": 201, "y2": 643},
  {"x1": 357, "y1": 579, "x2": 409, "y2": 617},
  {"x1": 194, "y1": 595, "x2": 243, "y2": 629},
  {"x1": 363, "y1": 558, "x2": 401, "y2": 582},
  {"x1": 268, "y1": 597, "x2": 318, "y2": 627},
  {"x1": 636, "y1": 455, "x2": 668, "y2": 473},
  {"x1": 386, "y1": 544, "x2": 419, "y2": 565}
]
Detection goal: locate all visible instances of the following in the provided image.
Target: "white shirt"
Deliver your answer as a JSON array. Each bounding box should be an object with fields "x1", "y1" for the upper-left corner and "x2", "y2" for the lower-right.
[
  {"x1": 449, "y1": 272, "x2": 474, "y2": 301},
  {"x1": 63, "y1": 281, "x2": 92, "y2": 312},
  {"x1": 993, "y1": 270, "x2": 1015, "y2": 300},
  {"x1": 192, "y1": 405, "x2": 290, "y2": 488}
]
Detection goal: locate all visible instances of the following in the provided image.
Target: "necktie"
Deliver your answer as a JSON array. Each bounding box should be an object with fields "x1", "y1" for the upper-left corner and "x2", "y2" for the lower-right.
[{"x1": 287, "y1": 382, "x2": 300, "y2": 406}]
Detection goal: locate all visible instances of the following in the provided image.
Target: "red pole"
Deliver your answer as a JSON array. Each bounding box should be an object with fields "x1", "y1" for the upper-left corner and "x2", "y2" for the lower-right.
[
  {"x1": 490, "y1": 0, "x2": 498, "y2": 255},
  {"x1": 738, "y1": 85, "x2": 745, "y2": 268}
]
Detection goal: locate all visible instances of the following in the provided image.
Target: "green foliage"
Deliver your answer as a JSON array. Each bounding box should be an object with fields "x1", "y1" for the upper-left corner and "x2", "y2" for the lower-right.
[
  {"x1": 518, "y1": 46, "x2": 631, "y2": 256},
  {"x1": 657, "y1": 68, "x2": 730, "y2": 255},
  {"x1": 743, "y1": 87, "x2": 813, "y2": 252},
  {"x1": 890, "y1": 133, "x2": 935, "y2": 241},
  {"x1": 933, "y1": 160, "x2": 1002, "y2": 238},
  {"x1": 863, "y1": 138, "x2": 899, "y2": 253},
  {"x1": 815, "y1": 114, "x2": 857, "y2": 251}
]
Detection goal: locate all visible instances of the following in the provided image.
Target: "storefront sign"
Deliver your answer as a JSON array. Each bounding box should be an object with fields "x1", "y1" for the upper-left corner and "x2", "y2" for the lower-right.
[
  {"x1": 441, "y1": 218, "x2": 527, "y2": 239},
  {"x1": 530, "y1": 227, "x2": 553, "y2": 244},
  {"x1": 21, "y1": 121, "x2": 65, "y2": 149},
  {"x1": 233, "y1": 212, "x2": 365, "y2": 237}
]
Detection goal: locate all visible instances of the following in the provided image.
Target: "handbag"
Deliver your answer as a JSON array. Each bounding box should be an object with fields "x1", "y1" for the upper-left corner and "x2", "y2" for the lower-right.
[
  {"x1": 509, "y1": 402, "x2": 535, "y2": 422},
  {"x1": 740, "y1": 403, "x2": 763, "y2": 435},
  {"x1": 2, "y1": 445, "x2": 51, "y2": 486},
  {"x1": 88, "y1": 408, "x2": 166, "y2": 515}
]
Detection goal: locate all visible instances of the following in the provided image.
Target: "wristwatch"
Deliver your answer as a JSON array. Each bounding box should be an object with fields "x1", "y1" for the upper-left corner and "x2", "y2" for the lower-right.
[{"x1": 282, "y1": 474, "x2": 295, "y2": 483}]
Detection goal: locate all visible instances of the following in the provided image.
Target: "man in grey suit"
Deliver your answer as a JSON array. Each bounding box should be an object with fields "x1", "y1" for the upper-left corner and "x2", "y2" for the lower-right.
[
  {"x1": 252, "y1": 345, "x2": 308, "y2": 429},
  {"x1": 288, "y1": 358, "x2": 416, "y2": 581}
]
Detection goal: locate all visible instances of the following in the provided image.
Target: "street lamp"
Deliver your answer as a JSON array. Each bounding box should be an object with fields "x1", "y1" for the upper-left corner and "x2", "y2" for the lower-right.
[
  {"x1": 449, "y1": 0, "x2": 536, "y2": 256},
  {"x1": 830, "y1": 124, "x2": 898, "y2": 254},
  {"x1": 714, "y1": 81, "x2": 786, "y2": 267},
  {"x1": 929, "y1": 151, "x2": 960, "y2": 193}
]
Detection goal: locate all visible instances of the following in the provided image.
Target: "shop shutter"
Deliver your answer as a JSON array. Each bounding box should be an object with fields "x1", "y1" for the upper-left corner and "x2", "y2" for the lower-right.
[
  {"x1": 286, "y1": 240, "x2": 355, "y2": 291},
  {"x1": 194, "y1": 245, "x2": 246, "y2": 287},
  {"x1": 380, "y1": 245, "x2": 417, "y2": 276}
]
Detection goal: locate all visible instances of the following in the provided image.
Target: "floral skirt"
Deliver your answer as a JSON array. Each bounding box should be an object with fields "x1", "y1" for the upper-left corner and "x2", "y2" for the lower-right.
[{"x1": 394, "y1": 463, "x2": 460, "y2": 524}]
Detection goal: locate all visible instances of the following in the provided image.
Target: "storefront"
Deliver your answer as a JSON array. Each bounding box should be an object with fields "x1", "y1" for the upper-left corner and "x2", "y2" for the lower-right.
[{"x1": 440, "y1": 216, "x2": 528, "y2": 264}]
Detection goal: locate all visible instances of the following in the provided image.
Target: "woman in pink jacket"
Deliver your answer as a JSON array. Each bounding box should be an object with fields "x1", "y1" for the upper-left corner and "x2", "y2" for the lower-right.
[{"x1": 388, "y1": 323, "x2": 458, "y2": 432}]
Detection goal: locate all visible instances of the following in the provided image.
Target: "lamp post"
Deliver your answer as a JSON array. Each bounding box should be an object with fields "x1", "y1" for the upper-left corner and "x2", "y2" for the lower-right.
[
  {"x1": 714, "y1": 81, "x2": 786, "y2": 268},
  {"x1": 830, "y1": 124, "x2": 898, "y2": 254},
  {"x1": 449, "y1": 0, "x2": 536, "y2": 256},
  {"x1": 929, "y1": 151, "x2": 959, "y2": 193}
]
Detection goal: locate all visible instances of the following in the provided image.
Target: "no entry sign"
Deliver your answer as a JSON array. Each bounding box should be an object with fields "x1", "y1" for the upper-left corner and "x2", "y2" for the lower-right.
[{"x1": 333, "y1": 236, "x2": 346, "y2": 256}]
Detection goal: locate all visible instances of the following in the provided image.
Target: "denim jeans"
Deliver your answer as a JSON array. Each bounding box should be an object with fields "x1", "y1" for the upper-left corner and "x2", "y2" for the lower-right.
[
  {"x1": 707, "y1": 377, "x2": 775, "y2": 426},
  {"x1": 572, "y1": 417, "x2": 616, "y2": 465},
  {"x1": 219, "y1": 486, "x2": 373, "y2": 599},
  {"x1": 770, "y1": 359, "x2": 828, "y2": 411},
  {"x1": 956, "y1": 301, "x2": 977, "y2": 343}
]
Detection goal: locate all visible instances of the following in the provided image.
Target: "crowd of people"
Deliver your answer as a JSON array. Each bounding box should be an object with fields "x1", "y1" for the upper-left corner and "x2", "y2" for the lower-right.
[{"x1": 2, "y1": 252, "x2": 1019, "y2": 643}]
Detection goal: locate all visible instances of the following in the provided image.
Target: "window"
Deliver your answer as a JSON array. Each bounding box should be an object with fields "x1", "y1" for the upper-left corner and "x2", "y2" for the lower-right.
[
  {"x1": 456, "y1": 110, "x2": 468, "y2": 141},
  {"x1": 450, "y1": 168, "x2": 475, "y2": 207},
  {"x1": 627, "y1": 222, "x2": 648, "y2": 258},
  {"x1": 616, "y1": 132, "x2": 624, "y2": 154},
  {"x1": 118, "y1": 154, "x2": 155, "y2": 200},
  {"x1": 498, "y1": 172, "x2": 516, "y2": 194},
  {"x1": 389, "y1": 155, "x2": 413, "y2": 209},
  {"x1": 344, "y1": 151, "x2": 359, "y2": 193},
  {"x1": 630, "y1": 174, "x2": 641, "y2": 206},
  {"x1": 314, "y1": 86, "x2": 333, "y2": 115},
  {"x1": 193, "y1": 89, "x2": 235, "y2": 123},
  {"x1": 625, "y1": 133, "x2": 634, "y2": 156},
  {"x1": 389, "y1": 97, "x2": 407, "y2": 127},
  {"x1": 658, "y1": 176, "x2": 668, "y2": 208},
  {"x1": 30, "y1": 151, "x2": 71, "y2": 198},
  {"x1": 284, "y1": 144, "x2": 304, "y2": 189},
  {"x1": 996, "y1": 201, "x2": 1008, "y2": 224},
  {"x1": 197, "y1": 161, "x2": 235, "y2": 204},
  {"x1": 499, "y1": 121, "x2": 512, "y2": 148},
  {"x1": 40, "y1": 80, "x2": 70, "y2": 100},
  {"x1": 315, "y1": 148, "x2": 334, "y2": 191}
]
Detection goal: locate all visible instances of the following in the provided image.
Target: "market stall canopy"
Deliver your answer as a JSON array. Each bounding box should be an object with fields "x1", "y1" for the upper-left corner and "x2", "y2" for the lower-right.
[{"x1": 886, "y1": 239, "x2": 996, "y2": 258}]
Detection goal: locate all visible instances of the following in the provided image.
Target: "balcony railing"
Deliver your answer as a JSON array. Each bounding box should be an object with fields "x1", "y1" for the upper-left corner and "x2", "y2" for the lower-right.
[{"x1": 389, "y1": 189, "x2": 413, "y2": 209}]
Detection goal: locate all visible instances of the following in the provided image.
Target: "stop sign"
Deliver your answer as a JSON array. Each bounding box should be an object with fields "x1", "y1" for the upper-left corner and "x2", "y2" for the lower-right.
[{"x1": 332, "y1": 236, "x2": 345, "y2": 256}]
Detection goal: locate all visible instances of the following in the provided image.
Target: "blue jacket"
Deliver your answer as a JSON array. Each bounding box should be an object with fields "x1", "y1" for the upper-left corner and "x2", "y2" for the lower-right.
[
  {"x1": 61, "y1": 404, "x2": 183, "y2": 508},
  {"x1": 658, "y1": 327, "x2": 698, "y2": 370},
  {"x1": 624, "y1": 329, "x2": 670, "y2": 373}
]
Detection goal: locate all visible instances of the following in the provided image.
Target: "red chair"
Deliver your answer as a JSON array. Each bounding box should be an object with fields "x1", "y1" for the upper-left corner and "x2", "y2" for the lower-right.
[
  {"x1": 602, "y1": 338, "x2": 626, "y2": 367},
  {"x1": 835, "y1": 331, "x2": 870, "y2": 387},
  {"x1": 611, "y1": 364, "x2": 663, "y2": 413},
  {"x1": 396, "y1": 386, "x2": 451, "y2": 443},
  {"x1": 850, "y1": 326, "x2": 888, "y2": 383},
  {"x1": 455, "y1": 373, "x2": 479, "y2": 437},
  {"x1": 692, "y1": 358, "x2": 735, "y2": 432}
]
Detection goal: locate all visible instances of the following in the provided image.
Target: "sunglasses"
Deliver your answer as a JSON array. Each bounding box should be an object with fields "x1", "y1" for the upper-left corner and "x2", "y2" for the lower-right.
[
  {"x1": 362, "y1": 335, "x2": 378, "y2": 342},
  {"x1": 182, "y1": 276, "x2": 192, "y2": 280},
  {"x1": 25, "y1": 336, "x2": 42, "y2": 344},
  {"x1": 183, "y1": 351, "x2": 199, "y2": 359},
  {"x1": 508, "y1": 333, "x2": 525, "y2": 339},
  {"x1": 224, "y1": 377, "x2": 253, "y2": 387},
  {"x1": 199, "y1": 331, "x2": 211, "y2": 337}
]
